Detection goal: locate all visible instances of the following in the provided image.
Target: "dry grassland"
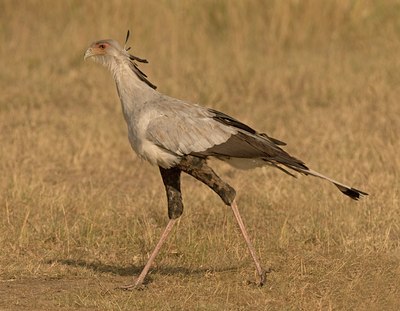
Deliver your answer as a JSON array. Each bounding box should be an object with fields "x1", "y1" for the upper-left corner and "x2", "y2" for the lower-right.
[{"x1": 0, "y1": 0, "x2": 399, "y2": 310}]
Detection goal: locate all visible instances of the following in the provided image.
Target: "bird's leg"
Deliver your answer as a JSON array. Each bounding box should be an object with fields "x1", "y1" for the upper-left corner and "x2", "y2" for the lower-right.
[
  {"x1": 159, "y1": 167, "x2": 183, "y2": 219},
  {"x1": 230, "y1": 199, "x2": 266, "y2": 286},
  {"x1": 120, "y1": 218, "x2": 178, "y2": 290},
  {"x1": 178, "y1": 156, "x2": 266, "y2": 286},
  {"x1": 120, "y1": 167, "x2": 182, "y2": 290}
]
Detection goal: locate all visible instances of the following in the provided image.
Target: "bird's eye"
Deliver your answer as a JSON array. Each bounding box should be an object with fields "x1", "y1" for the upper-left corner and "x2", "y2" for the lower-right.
[{"x1": 99, "y1": 44, "x2": 106, "y2": 49}]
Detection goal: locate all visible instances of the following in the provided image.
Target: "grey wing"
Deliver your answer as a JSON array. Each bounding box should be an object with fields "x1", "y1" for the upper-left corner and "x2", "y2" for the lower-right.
[
  {"x1": 146, "y1": 101, "x2": 307, "y2": 173},
  {"x1": 146, "y1": 105, "x2": 237, "y2": 156}
]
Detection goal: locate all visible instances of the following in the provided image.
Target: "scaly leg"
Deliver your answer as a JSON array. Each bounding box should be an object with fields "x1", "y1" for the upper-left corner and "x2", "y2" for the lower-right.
[
  {"x1": 120, "y1": 218, "x2": 177, "y2": 290},
  {"x1": 230, "y1": 200, "x2": 266, "y2": 286}
]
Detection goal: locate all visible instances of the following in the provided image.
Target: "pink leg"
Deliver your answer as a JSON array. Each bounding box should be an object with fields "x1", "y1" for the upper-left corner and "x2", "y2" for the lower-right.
[
  {"x1": 230, "y1": 200, "x2": 266, "y2": 285},
  {"x1": 120, "y1": 218, "x2": 177, "y2": 290}
]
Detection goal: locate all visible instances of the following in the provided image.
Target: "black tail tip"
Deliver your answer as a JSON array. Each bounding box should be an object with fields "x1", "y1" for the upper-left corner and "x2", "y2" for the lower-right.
[{"x1": 340, "y1": 187, "x2": 369, "y2": 200}]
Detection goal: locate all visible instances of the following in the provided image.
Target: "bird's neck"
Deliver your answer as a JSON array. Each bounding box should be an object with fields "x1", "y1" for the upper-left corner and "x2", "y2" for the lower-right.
[{"x1": 110, "y1": 61, "x2": 158, "y2": 121}]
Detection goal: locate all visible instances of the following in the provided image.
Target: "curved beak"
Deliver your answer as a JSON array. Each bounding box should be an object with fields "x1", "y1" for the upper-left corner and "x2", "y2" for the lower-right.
[{"x1": 84, "y1": 47, "x2": 93, "y2": 60}]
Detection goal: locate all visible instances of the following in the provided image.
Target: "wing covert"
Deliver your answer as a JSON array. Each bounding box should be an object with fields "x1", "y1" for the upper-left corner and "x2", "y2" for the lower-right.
[{"x1": 146, "y1": 110, "x2": 236, "y2": 156}]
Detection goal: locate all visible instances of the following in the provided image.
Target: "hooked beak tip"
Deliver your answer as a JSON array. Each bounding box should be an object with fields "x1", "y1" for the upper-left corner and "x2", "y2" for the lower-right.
[{"x1": 84, "y1": 48, "x2": 93, "y2": 60}]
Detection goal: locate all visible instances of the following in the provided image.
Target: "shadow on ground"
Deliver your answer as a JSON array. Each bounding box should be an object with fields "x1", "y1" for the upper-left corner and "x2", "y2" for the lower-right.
[{"x1": 45, "y1": 258, "x2": 242, "y2": 277}]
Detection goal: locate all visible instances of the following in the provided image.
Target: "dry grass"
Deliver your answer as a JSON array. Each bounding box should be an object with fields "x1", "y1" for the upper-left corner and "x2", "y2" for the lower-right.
[{"x1": 1, "y1": 0, "x2": 399, "y2": 310}]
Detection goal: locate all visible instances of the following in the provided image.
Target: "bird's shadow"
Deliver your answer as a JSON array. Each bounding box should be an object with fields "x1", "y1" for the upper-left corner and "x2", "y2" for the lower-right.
[{"x1": 45, "y1": 258, "x2": 241, "y2": 277}]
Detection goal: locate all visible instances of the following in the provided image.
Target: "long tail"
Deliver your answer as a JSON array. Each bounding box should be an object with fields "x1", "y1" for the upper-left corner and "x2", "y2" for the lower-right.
[{"x1": 293, "y1": 167, "x2": 368, "y2": 200}]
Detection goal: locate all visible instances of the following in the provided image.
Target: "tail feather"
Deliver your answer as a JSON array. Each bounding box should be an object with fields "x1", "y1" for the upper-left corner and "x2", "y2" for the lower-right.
[
  {"x1": 334, "y1": 184, "x2": 368, "y2": 200},
  {"x1": 294, "y1": 168, "x2": 368, "y2": 200}
]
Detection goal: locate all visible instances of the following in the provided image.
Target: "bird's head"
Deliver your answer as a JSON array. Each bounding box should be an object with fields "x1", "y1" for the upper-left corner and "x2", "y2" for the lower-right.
[
  {"x1": 84, "y1": 31, "x2": 157, "y2": 89},
  {"x1": 84, "y1": 39, "x2": 125, "y2": 67}
]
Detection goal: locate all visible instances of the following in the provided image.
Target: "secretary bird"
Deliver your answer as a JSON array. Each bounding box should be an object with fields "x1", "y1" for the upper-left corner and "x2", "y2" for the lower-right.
[{"x1": 84, "y1": 31, "x2": 367, "y2": 289}]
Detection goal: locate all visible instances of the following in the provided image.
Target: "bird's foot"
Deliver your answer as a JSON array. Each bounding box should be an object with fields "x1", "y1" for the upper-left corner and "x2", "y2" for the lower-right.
[
  {"x1": 117, "y1": 284, "x2": 146, "y2": 291},
  {"x1": 245, "y1": 267, "x2": 272, "y2": 287},
  {"x1": 116, "y1": 279, "x2": 146, "y2": 291},
  {"x1": 258, "y1": 267, "x2": 274, "y2": 286},
  {"x1": 257, "y1": 269, "x2": 268, "y2": 286}
]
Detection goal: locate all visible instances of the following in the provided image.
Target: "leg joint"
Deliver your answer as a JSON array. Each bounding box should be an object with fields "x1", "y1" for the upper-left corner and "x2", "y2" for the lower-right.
[{"x1": 178, "y1": 156, "x2": 236, "y2": 206}]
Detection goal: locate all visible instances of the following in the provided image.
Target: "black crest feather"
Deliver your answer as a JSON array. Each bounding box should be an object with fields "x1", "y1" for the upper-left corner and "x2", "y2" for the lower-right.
[{"x1": 124, "y1": 30, "x2": 157, "y2": 89}]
